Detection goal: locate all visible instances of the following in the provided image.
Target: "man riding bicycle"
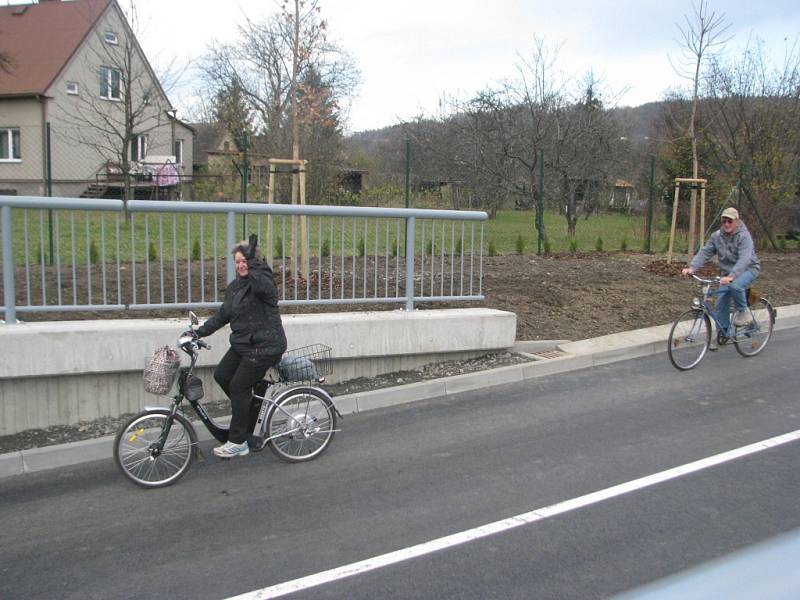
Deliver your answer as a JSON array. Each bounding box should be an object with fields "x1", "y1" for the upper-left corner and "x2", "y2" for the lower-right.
[{"x1": 681, "y1": 207, "x2": 761, "y2": 339}]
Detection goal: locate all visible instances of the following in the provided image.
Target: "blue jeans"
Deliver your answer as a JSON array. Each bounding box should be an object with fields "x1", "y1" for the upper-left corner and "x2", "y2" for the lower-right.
[{"x1": 716, "y1": 269, "x2": 758, "y2": 334}]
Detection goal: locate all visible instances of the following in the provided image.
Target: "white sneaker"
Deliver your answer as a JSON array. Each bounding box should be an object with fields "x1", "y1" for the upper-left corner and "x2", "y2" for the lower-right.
[
  {"x1": 734, "y1": 310, "x2": 752, "y2": 327},
  {"x1": 213, "y1": 440, "x2": 249, "y2": 458}
]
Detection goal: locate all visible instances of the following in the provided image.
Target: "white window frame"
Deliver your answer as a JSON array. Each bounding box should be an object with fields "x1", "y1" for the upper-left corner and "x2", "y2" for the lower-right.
[
  {"x1": 174, "y1": 139, "x2": 184, "y2": 165},
  {"x1": 104, "y1": 31, "x2": 119, "y2": 45},
  {"x1": 100, "y1": 66, "x2": 121, "y2": 101},
  {"x1": 130, "y1": 134, "x2": 148, "y2": 162},
  {"x1": 0, "y1": 127, "x2": 21, "y2": 162},
  {"x1": 66, "y1": 81, "x2": 79, "y2": 96}
]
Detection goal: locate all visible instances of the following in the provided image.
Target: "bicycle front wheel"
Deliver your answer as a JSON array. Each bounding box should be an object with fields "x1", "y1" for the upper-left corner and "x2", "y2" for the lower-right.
[
  {"x1": 113, "y1": 410, "x2": 196, "y2": 488},
  {"x1": 734, "y1": 298, "x2": 774, "y2": 358},
  {"x1": 267, "y1": 388, "x2": 337, "y2": 463},
  {"x1": 668, "y1": 309, "x2": 711, "y2": 371}
]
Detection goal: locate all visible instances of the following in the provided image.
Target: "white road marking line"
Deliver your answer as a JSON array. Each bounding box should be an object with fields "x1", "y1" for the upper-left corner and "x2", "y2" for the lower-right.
[{"x1": 226, "y1": 429, "x2": 800, "y2": 600}]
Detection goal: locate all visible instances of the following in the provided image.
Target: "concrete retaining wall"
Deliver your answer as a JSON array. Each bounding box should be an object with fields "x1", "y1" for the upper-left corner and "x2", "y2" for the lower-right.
[{"x1": 0, "y1": 308, "x2": 516, "y2": 435}]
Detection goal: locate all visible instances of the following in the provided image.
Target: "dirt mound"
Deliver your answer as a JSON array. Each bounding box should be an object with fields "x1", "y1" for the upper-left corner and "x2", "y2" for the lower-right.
[{"x1": 469, "y1": 252, "x2": 800, "y2": 341}]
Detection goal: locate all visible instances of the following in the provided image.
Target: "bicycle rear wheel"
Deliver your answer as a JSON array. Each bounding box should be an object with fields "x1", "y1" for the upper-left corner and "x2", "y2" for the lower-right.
[
  {"x1": 668, "y1": 309, "x2": 711, "y2": 371},
  {"x1": 734, "y1": 298, "x2": 774, "y2": 358},
  {"x1": 113, "y1": 409, "x2": 196, "y2": 488},
  {"x1": 266, "y1": 388, "x2": 336, "y2": 463}
]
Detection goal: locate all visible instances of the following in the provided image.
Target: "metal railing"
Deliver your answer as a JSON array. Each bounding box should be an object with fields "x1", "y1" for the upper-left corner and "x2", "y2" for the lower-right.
[{"x1": 0, "y1": 196, "x2": 487, "y2": 323}]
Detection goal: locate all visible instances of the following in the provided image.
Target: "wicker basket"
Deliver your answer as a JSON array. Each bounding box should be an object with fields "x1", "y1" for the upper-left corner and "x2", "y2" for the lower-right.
[
  {"x1": 278, "y1": 344, "x2": 333, "y2": 381},
  {"x1": 143, "y1": 346, "x2": 181, "y2": 395}
]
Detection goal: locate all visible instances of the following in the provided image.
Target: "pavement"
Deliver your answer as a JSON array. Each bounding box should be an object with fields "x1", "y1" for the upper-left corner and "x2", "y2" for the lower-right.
[{"x1": 2, "y1": 304, "x2": 799, "y2": 480}]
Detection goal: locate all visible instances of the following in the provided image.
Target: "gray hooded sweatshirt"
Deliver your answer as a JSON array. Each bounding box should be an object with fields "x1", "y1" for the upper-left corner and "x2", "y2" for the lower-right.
[{"x1": 690, "y1": 220, "x2": 761, "y2": 279}]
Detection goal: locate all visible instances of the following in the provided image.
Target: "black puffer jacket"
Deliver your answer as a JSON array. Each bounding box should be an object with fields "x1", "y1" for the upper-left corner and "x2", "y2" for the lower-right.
[{"x1": 196, "y1": 259, "x2": 287, "y2": 356}]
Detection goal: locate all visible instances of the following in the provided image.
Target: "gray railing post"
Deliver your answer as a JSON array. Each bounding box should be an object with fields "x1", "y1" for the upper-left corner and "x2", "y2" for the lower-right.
[
  {"x1": 226, "y1": 211, "x2": 236, "y2": 282},
  {"x1": 1, "y1": 205, "x2": 17, "y2": 323},
  {"x1": 404, "y1": 216, "x2": 415, "y2": 311}
]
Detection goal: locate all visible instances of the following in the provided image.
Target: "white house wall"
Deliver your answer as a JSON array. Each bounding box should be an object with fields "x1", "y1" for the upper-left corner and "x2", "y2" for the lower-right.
[{"x1": 0, "y1": 98, "x2": 46, "y2": 194}]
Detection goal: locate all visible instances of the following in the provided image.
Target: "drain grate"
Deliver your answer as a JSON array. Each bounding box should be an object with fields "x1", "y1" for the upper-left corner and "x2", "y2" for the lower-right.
[{"x1": 531, "y1": 349, "x2": 569, "y2": 360}]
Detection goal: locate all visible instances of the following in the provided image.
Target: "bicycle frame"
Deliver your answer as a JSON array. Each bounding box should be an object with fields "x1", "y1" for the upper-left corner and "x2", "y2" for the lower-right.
[
  {"x1": 249, "y1": 383, "x2": 340, "y2": 449},
  {"x1": 147, "y1": 347, "x2": 340, "y2": 454},
  {"x1": 689, "y1": 275, "x2": 763, "y2": 340}
]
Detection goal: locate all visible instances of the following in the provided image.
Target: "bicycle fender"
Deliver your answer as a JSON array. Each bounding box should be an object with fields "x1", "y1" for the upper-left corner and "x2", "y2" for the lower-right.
[
  {"x1": 136, "y1": 407, "x2": 203, "y2": 460},
  {"x1": 270, "y1": 385, "x2": 343, "y2": 420}
]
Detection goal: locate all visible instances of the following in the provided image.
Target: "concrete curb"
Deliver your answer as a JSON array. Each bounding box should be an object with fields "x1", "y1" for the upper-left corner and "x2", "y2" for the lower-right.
[{"x1": 3, "y1": 305, "x2": 799, "y2": 480}]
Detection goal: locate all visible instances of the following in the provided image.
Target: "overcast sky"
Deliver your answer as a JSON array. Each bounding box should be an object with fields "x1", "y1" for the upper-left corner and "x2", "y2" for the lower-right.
[{"x1": 109, "y1": 0, "x2": 800, "y2": 131}]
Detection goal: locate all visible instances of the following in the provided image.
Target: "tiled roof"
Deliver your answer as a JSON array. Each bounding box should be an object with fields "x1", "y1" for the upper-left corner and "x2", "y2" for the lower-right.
[{"x1": 0, "y1": 0, "x2": 111, "y2": 97}]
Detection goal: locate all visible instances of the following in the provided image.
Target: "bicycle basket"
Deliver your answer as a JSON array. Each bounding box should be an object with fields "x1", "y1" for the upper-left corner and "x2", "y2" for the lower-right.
[
  {"x1": 278, "y1": 344, "x2": 333, "y2": 381},
  {"x1": 143, "y1": 346, "x2": 181, "y2": 395},
  {"x1": 184, "y1": 374, "x2": 204, "y2": 402}
]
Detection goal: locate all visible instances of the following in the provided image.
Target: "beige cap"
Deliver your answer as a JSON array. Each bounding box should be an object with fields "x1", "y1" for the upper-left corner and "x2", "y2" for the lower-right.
[{"x1": 721, "y1": 207, "x2": 739, "y2": 220}]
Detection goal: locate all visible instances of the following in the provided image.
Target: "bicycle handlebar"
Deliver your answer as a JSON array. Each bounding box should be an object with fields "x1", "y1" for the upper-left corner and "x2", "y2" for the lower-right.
[{"x1": 689, "y1": 273, "x2": 721, "y2": 285}]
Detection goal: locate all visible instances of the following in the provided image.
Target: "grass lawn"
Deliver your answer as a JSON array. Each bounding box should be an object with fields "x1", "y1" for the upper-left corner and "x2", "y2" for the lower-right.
[
  {"x1": 7, "y1": 204, "x2": 791, "y2": 265},
  {"x1": 482, "y1": 210, "x2": 683, "y2": 254}
]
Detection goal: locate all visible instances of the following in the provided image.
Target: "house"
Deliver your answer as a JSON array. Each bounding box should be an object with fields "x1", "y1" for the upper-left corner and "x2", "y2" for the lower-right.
[
  {"x1": 0, "y1": 0, "x2": 193, "y2": 199},
  {"x1": 191, "y1": 122, "x2": 275, "y2": 200},
  {"x1": 609, "y1": 178, "x2": 640, "y2": 212}
]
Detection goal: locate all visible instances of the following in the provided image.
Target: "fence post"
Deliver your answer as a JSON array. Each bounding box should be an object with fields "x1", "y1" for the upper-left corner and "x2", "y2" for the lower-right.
[
  {"x1": 240, "y1": 130, "x2": 249, "y2": 238},
  {"x1": 537, "y1": 148, "x2": 545, "y2": 255},
  {"x1": 404, "y1": 138, "x2": 411, "y2": 209},
  {"x1": 404, "y1": 216, "x2": 415, "y2": 311},
  {"x1": 1, "y1": 205, "x2": 17, "y2": 323},
  {"x1": 646, "y1": 155, "x2": 655, "y2": 253},
  {"x1": 226, "y1": 211, "x2": 236, "y2": 282},
  {"x1": 46, "y1": 122, "x2": 54, "y2": 265}
]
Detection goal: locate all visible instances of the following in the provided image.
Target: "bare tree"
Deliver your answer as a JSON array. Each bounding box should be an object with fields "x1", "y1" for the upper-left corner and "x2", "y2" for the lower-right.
[
  {"x1": 550, "y1": 74, "x2": 619, "y2": 236},
  {"x1": 672, "y1": 0, "x2": 730, "y2": 178},
  {"x1": 413, "y1": 38, "x2": 565, "y2": 223},
  {"x1": 670, "y1": 0, "x2": 730, "y2": 249},
  {"x1": 0, "y1": 25, "x2": 14, "y2": 75},
  {"x1": 702, "y1": 36, "x2": 800, "y2": 242},
  {"x1": 0, "y1": 51, "x2": 12, "y2": 75},
  {"x1": 200, "y1": 1, "x2": 359, "y2": 200}
]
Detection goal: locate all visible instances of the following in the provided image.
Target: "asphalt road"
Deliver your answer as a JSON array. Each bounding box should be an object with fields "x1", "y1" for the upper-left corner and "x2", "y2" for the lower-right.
[{"x1": 2, "y1": 332, "x2": 799, "y2": 600}]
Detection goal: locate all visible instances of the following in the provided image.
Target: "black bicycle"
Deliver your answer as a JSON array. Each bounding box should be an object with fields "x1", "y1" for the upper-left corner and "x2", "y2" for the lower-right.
[{"x1": 113, "y1": 312, "x2": 341, "y2": 488}]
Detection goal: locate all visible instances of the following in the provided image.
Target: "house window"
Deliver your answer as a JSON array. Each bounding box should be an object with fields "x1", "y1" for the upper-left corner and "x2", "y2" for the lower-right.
[
  {"x1": 104, "y1": 31, "x2": 118, "y2": 45},
  {"x1": 256, "y1": 165, "x2": 268, "y2": 185},
  {"x1": 174, "y1": 139, "x2": 184, "y2": 165},
  {"x1": 130, "y1": 134, "x2": 148, "y2": 162},
  {"x1": 0, "y1": 128, "x2": 21, "y2": 161},
  {"x1": 99, "y1": 66, "x2": 121, "y2": 100},
  {"x1": 66, "y1": 82, "x2": 79, "y2": 95}
]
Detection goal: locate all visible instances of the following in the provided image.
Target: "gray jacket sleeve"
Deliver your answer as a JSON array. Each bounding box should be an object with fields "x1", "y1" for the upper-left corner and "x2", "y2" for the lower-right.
[
  {"x1": 689, "y1": 233, "x2": 719, "y2": 271},
  {"x1": 728, "y1": 229, "x2": 756, "y2": 278}
]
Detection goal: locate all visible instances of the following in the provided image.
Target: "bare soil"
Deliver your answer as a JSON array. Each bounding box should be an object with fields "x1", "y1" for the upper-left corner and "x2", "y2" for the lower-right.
[
  {"x1": 2, "y1": 251, "x2": 798, "y2": 454},
  {"x1": 472, "y1": 251, "x2": 800, "y2": 341}
]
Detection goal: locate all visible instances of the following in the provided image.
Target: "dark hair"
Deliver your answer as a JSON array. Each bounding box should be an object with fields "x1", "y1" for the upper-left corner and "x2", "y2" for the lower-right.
[{"x1": 232, "y1": 240, "x2": 260, "y2": 260}]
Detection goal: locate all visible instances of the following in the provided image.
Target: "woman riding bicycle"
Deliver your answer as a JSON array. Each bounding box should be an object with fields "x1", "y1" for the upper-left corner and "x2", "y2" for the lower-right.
[
  {"x1": 681, "y1": 207, "x2": 761, "y2": 336},
  {"x1": 191, "y1": 234, "x2": 287, "y2": 459}
]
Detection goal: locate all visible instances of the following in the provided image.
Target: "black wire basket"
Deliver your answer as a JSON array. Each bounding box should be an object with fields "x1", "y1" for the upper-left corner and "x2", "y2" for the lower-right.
[{"x1": 278, "y1": 344, "x2": 333, "y2": 381}]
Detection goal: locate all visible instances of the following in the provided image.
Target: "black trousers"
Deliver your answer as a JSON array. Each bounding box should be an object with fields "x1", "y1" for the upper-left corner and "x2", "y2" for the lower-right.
[{"x1": 214, "y1": 346, "x2": 282, "y2": 444}]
